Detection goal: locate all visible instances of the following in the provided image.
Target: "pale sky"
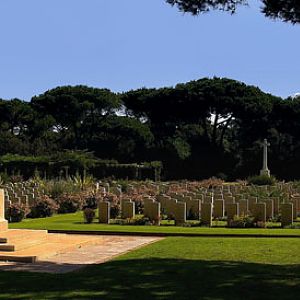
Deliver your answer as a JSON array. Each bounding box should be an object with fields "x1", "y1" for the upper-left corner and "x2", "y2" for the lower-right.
[{"x1": 0, "y1": 0, "x2": 299, "y2": 100}]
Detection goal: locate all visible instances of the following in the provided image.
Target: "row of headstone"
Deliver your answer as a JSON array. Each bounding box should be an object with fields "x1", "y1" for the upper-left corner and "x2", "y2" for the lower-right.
[
  {"x1": 2, "y1": 182, "x2": 41, "y2": 208},
  {"x1": 1, "y1": 180, "x2": 299, "y2": 228},
  {"x1": 95, "y1": 180, "x2": 298, "y2": 227},
  {"x1": 130, "y1": 181, "x2": 299, "y2": 195},
  {"x1": 162, "y1": 190, "x2": 300, "y2": 218},
  {"x1": 201, "y1": 202, "x2": 294, "y2": 228}
]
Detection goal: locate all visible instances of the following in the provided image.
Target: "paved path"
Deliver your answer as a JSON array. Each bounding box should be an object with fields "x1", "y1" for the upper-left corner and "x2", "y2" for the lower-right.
[{"x1": 0, "y1": 235, "x2": 162, "y2": 273}]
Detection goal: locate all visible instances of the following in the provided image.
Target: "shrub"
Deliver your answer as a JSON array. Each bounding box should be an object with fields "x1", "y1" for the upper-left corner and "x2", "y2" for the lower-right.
[
  {"x1": 283, "y1": 223, "x2": 300, "y2": 229},
  {"x1": 109, "y1": 216, "x2": 152, "y2": 225},
  {"x1": 247, "y1": 175, "x2": 276, "y2": 186},
  {"x1": 199, "y1": 177, "x2": 224, "y2": 189},
  {"x1": 187, "y1": 208, "x2": 199, "y2": 220},
  {"x1": 83, "y1": 208, "x2": 95, "y2": 223},
  {"x1": 0, "y1": 172, "x2": 10, "y2": 184},
  {"x1": 56, "y1": 194, "x2": 83, "y2": 213},
  {"x1": 135, "y1": 200, "x2": 143, "y2": 214},
  {"x1": 29, "y1": 195, "x2": 58, "y2": 218},
  {"x1": 228, "y1": 216, "x2": 256, "y2": 228},
  {"x1": 43, "y1": 180, "x2": 82, "y2": 199},
  {"x1": 5, "y1": 203, "x2": 28, "y2": 223},
  {"x1": 117, "y1": 180, "x2": 129, "y2": 192},
  {"x1": 110, "y1": 204, "x2": 120, "y2": 219},
  {"x1": 126, "y1": 216, "x2": 151, "y2": 225},
  {"x1": 109, "y1": 218, "x2": 127, "y2": 225},
  {"x1": 83, "y1": 194, "x2": 98, "y2": 210},
  {"x1": 45, "y1": 181, "x2": 66, "y2": 199},
  {"x1": 10, "y1": 175, "x2": 23, "y2": 183},
  {"x1": 104, "y1": 193, "x2": 118, "y2": 203},
  {"x1": 167, "y1": 212, "x2": 175, "y2": 221},
  {"x1": 271, "y1": 214, "x2": 281, "y2": 222},
  {"x1": 72, "y1": 173, "x2": 95, "y2": 190}
]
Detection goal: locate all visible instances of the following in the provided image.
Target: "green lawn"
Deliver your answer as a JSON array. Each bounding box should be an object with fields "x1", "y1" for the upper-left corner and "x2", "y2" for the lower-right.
[
  {"x1": 1, "y1": 237, "x2": 300, "y2": 299},
  {"x1": 9, "y1": 212, "x2": 300, "y2": 236}
]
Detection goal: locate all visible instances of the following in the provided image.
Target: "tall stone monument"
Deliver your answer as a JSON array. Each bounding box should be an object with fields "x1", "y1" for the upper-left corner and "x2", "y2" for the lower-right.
[
  {"x1": 0, "y1": 189, "x2": 8, "y2": 231},
  {"x1": 260, "y1": 139, "x2": 270, "y2": 177}
]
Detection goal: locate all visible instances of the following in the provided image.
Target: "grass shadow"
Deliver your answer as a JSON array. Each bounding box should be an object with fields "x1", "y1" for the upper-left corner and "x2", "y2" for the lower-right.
[{"x1": 0, "y1": 258, "x2": 300, "y2": 299}]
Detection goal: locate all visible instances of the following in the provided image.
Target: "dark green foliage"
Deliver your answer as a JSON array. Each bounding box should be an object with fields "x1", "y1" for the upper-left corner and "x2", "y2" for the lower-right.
[
  {"x1": 248, "y1": 175, "x2": 277, "y2": 186},
  {"x1": 56, "y1": 195, "x2": 83, "y2": 214},
  {"x1": 262, "y1": 0, "x2": 300, "y2": 24},
  {"x1": 29, "y1": 195, "x2": 58, "y2": 218},
  {"x1": 166, "y1": 0, "x2": 246, "y2": 15},
  {"x1": 135, "y1": 200, "x2": 143, "y2": 215},
  {"x1": 5, "y1": 203, "x2": 27, "y2": 223},
  {"x1": 0, "y1": 153, "x2": 160, "y2": 181},
  {"x1": 83, "y1": 208, "x2": 95, "y2": 224},
  {"x1": 1, "y1": 79, "x2": 300, "y2": 180},
  {"x1": 83, "y1": 195, "x2": 98, "y2": 210},
  {"x1": 0, "y1": 172, "x2": 10, "y2": 183},
  {"x1": 126, "y1": 216, "x2": 151, "y2": 225},
  {"x1": 110, "y1": 204, "x2": 120, "y2": 219},
  {"x1": 167, "y1": 0, "x2": 300, "y2": 23},
  {"x1": 0, "y1": 154, "x2": 50, "y2": 179},
  {"x1": 227, "y1": 216, "x2": 256, "y2": 228},
  {"x1": 187, "y1": 208, "x2": 199, "y2": 220},
  {"x1": 53, "y1": 150, "x2": 97, "y2": 172}
]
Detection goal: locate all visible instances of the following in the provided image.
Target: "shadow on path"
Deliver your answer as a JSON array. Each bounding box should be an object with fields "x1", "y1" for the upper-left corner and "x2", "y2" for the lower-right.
[{"x1": 0, "y1": 258, "x2": 299, "y2": 299}]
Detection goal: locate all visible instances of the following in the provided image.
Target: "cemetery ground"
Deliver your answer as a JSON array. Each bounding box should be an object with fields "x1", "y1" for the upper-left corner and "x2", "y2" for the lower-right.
[
  {"x1": 1, "y1": 237, "x2": 300, "y2": 299},
  {"x1": 2, "y1": 179, "x2": 300, "y2": 298},
  {"x1": 4, "y1": 211, "x2": 300, "y2": 300}
]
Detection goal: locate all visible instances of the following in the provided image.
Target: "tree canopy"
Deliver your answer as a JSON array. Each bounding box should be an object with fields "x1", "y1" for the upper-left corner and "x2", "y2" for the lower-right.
[
  {"x1": 166, "y1": 0, "x2": 300, "y2": 23},
  {"x1": 0, "y1": 79, "x2": 300, "y2": 180}
]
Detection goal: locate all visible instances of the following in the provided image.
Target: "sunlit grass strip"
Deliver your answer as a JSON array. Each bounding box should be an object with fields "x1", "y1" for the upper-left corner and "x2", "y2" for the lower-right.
[
  {"x1": 1, "y1": 237, "x2": 300, "y2": 299},
  {"x1": 9, "y1": 212, "x2": 300, "y2": 236}
]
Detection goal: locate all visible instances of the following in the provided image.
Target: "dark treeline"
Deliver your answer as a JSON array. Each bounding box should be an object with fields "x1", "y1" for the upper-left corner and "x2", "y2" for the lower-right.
[
  {"x1": 166, "y1": 0, "x2": 300, "y2": 24},
  {"x1": 0, "y1": 77, "x2": 299, "y2": 180}
]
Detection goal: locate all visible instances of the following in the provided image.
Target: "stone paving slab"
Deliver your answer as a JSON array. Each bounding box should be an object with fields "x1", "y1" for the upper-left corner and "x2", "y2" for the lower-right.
[{"x1": 0, "y1": 235, "x2": 162, "y2": 273}]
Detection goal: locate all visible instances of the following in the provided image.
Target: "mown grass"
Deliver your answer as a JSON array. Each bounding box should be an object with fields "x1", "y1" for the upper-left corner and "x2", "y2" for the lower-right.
[
  {"x1": 1, "y1": 237, "x2": 300, "y2": 299},
  {"x1": 9, "y1": 212, "x2": 300, "y2": 236}
]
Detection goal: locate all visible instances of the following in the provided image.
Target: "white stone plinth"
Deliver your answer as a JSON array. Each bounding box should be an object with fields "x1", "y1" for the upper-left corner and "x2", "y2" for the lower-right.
[
  {"x1": 0, "y1": 189, "x2": 8, "y2": 231},
  {"x1": 0, "y1": 219, "x2": 8, "y2": 231},
  {"x1": 260, "y1": 169, "x2": 270, "y2": 177}
]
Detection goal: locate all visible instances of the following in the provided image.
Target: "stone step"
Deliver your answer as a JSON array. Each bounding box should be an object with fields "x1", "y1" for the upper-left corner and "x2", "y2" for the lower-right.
[
  {"x1": 1, "y1": 229, "x2": 47, "y2": 244},
  {"x1": 0, "y1": 233, "x2": 104, "y2": 263},
  {"x1": 0, "y1": 230, "x2": 48, "y2": 252},
  {"x1": 9, "y1": 238, "x2": 49, "y2": 252},
  {"x1": 0, "y1": 239, "x2": 79, "y2": 261},
  {"x1": 0, "y1": 254, "x2": 36, "y2": 263},
  {"x1": 0, "y1": 229, "x2": 48, "y2": 254},
  {"x1": 6, "y1": 234, "x2": 47, "y2": 248},
  {"x1": 0, "y1": 229, "x2": 48, "y2": 241},
  {"x1": 0, "y1": 244, "x2": 15, "y2": 251}
]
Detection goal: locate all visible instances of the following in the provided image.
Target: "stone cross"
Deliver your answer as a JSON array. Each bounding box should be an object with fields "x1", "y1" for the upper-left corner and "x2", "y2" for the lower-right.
[{"x1": 260, "y1": 139, "x2": 270, "y2": 177}]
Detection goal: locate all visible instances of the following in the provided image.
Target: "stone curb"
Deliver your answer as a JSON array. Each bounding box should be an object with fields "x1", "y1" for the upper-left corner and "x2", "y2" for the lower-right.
[{"x1": 48, "y1": 229, "x2": 300, "y2": 239}]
